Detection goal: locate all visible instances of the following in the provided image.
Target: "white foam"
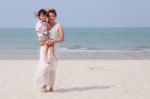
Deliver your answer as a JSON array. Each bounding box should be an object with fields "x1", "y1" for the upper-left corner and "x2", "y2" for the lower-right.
[{"x1": 58, "y1": 47, "x2": 150, "y2": 53}]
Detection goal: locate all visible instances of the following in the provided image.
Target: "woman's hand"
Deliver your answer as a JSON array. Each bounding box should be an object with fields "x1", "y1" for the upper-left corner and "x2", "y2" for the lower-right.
[{"x1": 47, "y1": 40, "x2": 55, "y2": 46}]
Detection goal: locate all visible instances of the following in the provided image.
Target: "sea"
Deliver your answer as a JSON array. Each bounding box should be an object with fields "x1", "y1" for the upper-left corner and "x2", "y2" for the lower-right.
[{"x1": 0, "y1": 27, "x2": 150, "y2": 59}]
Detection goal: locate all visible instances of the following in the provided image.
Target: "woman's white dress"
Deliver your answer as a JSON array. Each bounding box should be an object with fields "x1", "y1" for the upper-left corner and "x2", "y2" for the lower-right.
[{"x1": 34, "y1": 23, "x2": 60, "y2": 87}]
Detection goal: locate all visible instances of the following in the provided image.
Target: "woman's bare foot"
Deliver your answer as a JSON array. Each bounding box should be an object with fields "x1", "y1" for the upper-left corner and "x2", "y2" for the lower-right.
[
  {"x1": 47, "y1": 87, "x2": 54, "y2": 92},
  {"x1": 49, "y1": 87, "x2": 54, "y2": 92},
  {"x1": 41, "y1": 85, "x2": 47, "y2": 92},
  {"x1": 46, "y1": 86, "x2": 54, "y2": 92}
]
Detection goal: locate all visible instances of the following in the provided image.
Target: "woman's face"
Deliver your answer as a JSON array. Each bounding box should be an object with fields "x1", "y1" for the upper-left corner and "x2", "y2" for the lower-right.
[{"x1": 48, "y1": 12, "x2": 56, "y2": 23}]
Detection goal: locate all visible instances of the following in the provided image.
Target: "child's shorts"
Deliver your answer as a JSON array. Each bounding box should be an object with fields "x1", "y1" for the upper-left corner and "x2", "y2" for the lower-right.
[{"x1": 37, "y1": 35, "x2": 50, "y2": 46}]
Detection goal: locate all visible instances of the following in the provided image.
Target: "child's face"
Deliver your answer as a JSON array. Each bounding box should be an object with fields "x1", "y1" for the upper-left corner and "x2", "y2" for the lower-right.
[{"x1": 39, "y1": 14, "x2": 47, "y2": 22}]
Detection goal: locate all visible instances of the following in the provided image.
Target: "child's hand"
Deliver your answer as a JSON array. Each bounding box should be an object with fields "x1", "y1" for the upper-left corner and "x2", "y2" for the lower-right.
[
  {"x1": 41, "y1": 25, "x2": 47, "y2": 33},
  {"x1": 47, "y1": 40, "x2": 54, "y2": 46},
  {"x1": 43, "y1": 28, "x2": 47, "y2": 32},
  {"x1": 44, "y1": 41, "x2": 48, "y2": 44},
  {"x1": 48, "y1": 31, "x2": 51, "y2": 35}
]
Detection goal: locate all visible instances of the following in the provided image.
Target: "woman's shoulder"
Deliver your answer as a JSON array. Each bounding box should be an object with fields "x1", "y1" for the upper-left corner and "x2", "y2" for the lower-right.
[{"x1": 56, "y1": 23, "x2": 63, "y2": 29}]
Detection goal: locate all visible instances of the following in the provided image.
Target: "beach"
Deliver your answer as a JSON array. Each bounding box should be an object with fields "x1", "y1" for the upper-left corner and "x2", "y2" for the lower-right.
[
  {"x1": 0, "y1": 0, "x2": 150, "y2": 97},
  {"x1": 0, "y1": 28, "x2": 150, "y2": 98},
  {"x1": 0, "y1": 59, "x2": 149, "y2": 99}
]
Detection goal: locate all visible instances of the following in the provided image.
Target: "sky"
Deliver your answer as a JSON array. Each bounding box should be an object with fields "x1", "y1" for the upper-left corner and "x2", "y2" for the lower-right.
[{"x1": 0, "y1": 0, "x2": 150, "y2": 28}]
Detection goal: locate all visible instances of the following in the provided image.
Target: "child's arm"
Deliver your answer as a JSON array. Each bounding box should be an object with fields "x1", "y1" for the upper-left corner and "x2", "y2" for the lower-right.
[
  {"x1": 36, "y1": 22, "x2": 47, "y2": 33},
  {"x1": 36, "y1": 29, "x2": 44, "y2": 33},
  {"x1": 36, "y1": 25, "x2": 47, "y2": 33}
]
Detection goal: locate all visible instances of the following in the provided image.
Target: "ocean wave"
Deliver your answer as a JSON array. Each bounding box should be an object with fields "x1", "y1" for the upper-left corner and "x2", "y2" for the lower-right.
[
  {"x1": 1, "y1": 47, "x2": 150, "y2": 53},
  {"x1": 59, "y1": 47, "x2": 150, "y2": 53}
]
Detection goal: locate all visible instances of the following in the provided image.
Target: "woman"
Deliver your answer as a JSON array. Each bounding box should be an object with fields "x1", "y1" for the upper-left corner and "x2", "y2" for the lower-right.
[{"x1": 34, "y1": 8, "x2": 64, "y2": 92}]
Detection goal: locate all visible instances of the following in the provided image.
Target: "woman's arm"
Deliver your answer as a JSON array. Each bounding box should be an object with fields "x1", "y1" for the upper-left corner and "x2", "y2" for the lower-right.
[{"x1": 54, "y1": 24, "x2": 64, "y2": 43}]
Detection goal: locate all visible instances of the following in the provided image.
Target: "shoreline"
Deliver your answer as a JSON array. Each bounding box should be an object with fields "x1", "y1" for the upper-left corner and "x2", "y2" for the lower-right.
[{"x1": 1, "y1": 51, "x2": 150, "y2": 60}]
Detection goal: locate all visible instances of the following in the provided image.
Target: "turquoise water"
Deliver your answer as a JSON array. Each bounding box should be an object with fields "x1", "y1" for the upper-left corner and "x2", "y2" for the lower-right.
[
  {"x1": 0, "y1": 28, "x2": 150, "y2": 52},
  {"x1": 1, "y1": 27, "x2": 150, "y2": 59},
  {"x1": 63, "y1": 28, "x2": 150, "y2": 52}
]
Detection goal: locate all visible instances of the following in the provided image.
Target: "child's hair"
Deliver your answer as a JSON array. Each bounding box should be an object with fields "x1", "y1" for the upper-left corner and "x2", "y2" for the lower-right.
[{"x1": 36, "y1": 9, "x2": 47, "y2": 17}]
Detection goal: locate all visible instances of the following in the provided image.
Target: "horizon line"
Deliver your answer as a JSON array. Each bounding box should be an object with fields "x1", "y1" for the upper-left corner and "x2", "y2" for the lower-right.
[{"x1": 0, "y1": 26, "x2": 150, "y2": 29}]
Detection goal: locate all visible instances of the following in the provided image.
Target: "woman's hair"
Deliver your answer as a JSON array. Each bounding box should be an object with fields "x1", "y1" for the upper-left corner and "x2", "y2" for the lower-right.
[
  {"x1": 47, "y1": 8, "x2": 57, "y2": 17},
  {"x1": 36, "y1": 9, "x2": 47, "y2": 17}
]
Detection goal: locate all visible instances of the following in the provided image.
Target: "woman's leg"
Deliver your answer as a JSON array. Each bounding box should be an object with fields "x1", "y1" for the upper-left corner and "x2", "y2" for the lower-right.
[
  {"x1": 41, "y1": 85, "x2": 47, "y2": 92},
  {"x1": 35, "y1": 46, "x2": 51, "y2": 92},
  {"x1": 47, "y1": 70, "x2": 56, "y2": 92},
  {"x1": 46, "y1": 44, "x2": 57, "y2": 92},
  {"x1": 47, "y1": 51, "x2": 57, "y2": 92}
]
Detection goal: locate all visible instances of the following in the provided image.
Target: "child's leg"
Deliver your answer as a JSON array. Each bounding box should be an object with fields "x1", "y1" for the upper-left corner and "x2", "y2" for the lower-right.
[
  {"x1": 43, "y1": 45, "x2": 49, "y2": 63},
  {"x1": 50, "y1": 44, "x2": 55, "y2": 57},
  {"x1": 49, "y1": 44, "x2": 57, "y2": 62}
]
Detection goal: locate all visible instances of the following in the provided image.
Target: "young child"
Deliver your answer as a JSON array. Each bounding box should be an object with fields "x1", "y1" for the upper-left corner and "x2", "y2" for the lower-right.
[{"x1": 36, "y1": 9, "x2": 55, "y2": 64}]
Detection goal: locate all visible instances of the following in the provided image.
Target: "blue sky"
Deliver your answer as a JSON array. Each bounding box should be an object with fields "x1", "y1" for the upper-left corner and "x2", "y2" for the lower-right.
[{"x1": 0, "y1": 0, "x2": 150, "y2": 28}]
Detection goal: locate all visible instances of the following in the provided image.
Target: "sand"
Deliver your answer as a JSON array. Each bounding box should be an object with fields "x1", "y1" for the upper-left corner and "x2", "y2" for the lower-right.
[{"x1": 0, "y1": 60, "x2": 150, "y2": 99}]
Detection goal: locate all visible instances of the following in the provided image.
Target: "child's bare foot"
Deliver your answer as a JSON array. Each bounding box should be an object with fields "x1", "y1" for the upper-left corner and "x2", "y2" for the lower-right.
[
  {"x1": 45, "y1": 56, "x2": 56, "y2": 64},
  {"x1": 45, "y1": 57, "x2": 50, "y2": 64},
  {"x1": 48, "y1": 56, "x2": 55, "y2": 64}
]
